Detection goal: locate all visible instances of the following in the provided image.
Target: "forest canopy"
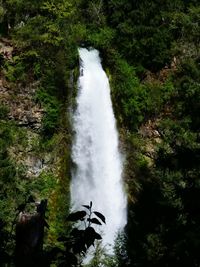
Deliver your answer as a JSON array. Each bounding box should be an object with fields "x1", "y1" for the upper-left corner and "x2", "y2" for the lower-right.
[{"x1": 0, "y1": 0, "x2": 200, "y2": 266}]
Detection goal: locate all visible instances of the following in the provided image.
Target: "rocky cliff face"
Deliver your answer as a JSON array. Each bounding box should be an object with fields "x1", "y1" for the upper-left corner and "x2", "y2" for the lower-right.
[
  {"x1": 0, "y1": 38, "x2": 44, "y2": 130},
  {"x1": 0, "y1": 39, "x2": 56, "y2": 179},
  {"x1": 0, "y1": 79, "x2": 44, "y2": 130}
]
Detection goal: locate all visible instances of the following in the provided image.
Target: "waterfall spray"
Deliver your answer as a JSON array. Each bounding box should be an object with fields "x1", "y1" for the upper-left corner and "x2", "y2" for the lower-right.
[{"x1": 70, "y1": 48, "x2": 127, "y2": 248}]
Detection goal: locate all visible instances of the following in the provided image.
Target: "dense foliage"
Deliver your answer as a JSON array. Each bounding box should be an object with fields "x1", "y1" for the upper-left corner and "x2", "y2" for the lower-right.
[{"x1": 0, "y1": 0, "x2": 200, "y2": 266}]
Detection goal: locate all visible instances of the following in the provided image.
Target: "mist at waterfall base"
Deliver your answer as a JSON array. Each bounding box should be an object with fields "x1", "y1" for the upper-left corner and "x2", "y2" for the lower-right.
[{"x1": 70, "y1": 48, "x2": 127, "y2": 253}]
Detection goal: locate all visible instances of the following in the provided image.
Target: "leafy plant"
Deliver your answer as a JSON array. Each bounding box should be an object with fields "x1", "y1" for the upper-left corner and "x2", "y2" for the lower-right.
[{"x1": 54, "y1": 201, "x2": 105, "y2": 266}]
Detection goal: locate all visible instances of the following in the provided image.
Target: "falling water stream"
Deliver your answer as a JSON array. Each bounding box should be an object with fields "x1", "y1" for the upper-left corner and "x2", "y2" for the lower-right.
[{"x1": 70, "y1": 48, "x2": 127, "y2": 249}]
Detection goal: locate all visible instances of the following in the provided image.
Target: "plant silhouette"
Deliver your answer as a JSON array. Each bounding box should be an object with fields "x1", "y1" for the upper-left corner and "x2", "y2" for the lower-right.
[{"x1": 56, "y1": 201, "x2": 106, "y2": 267}]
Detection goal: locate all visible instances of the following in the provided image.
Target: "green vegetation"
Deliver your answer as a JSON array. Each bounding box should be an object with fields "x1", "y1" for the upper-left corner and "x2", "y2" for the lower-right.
[{"x1": 0, "y1": 0, "x2": 200, "y2": 266}]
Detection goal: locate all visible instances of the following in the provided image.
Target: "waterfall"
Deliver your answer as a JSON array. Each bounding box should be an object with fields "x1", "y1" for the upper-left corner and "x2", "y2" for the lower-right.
[{"x1": 70, "y1": 48, "x2": 127, "y2": 248}]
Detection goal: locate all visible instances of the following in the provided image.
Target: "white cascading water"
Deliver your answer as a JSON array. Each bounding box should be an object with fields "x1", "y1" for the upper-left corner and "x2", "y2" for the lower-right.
[{"x1": 70, "y1": 48, "x2": 127, "y2": 248}]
